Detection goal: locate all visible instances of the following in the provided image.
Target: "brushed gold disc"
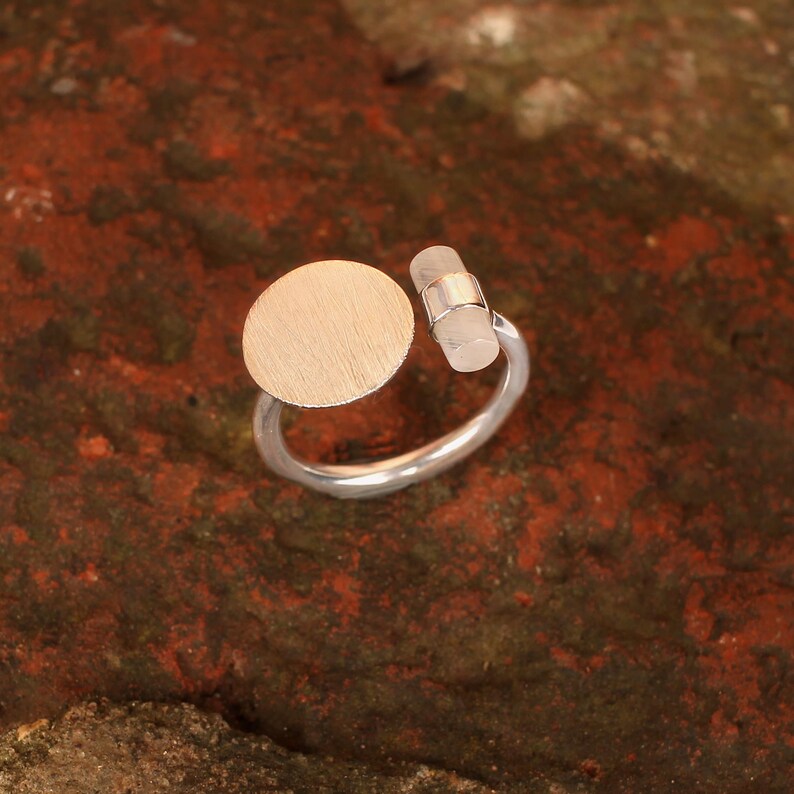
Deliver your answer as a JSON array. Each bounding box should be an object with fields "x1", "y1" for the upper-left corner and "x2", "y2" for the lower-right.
[{"x1": 242, "y1": 260, "x2": 415, "y2": 408}]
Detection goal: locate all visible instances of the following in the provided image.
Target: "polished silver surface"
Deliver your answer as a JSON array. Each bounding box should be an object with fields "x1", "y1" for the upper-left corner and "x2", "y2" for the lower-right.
[
  {"x1": 252, "y1": 312, "x2": 529, "y2": 499},
  {"x1": 420, "y1": 271, "x2": 488, "y2": 333}
]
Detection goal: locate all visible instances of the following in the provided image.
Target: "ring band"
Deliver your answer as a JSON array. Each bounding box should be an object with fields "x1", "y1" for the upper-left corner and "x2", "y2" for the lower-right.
[
  {"x1": 242, "y1": 247, "x2": 530, "y2": 499},
  {"x1": 252, "y1": 312, "x2": 529, "y2": 498}
]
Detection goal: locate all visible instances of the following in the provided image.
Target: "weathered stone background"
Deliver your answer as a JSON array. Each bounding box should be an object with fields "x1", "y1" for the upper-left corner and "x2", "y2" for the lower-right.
[
  {"x1": 1, "y1": 701, "x2": 494, "y2": 793},
  {"x1": 344, "y1": 0, "x2": 794, "y2": 213},
  {"x1": 0, "y1": 1, "x2": 791, "y2": 791}
]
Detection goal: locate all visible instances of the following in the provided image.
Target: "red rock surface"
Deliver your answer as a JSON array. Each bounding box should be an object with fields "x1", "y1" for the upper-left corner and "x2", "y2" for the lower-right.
[{"x1": 0, "y1": 1, "x2": 792, "y2": 791}]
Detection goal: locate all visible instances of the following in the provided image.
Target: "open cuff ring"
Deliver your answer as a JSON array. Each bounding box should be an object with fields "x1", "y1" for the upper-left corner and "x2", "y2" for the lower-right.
[{"x1": 242, "y1": 245, "x2": 530, "y2": 499}]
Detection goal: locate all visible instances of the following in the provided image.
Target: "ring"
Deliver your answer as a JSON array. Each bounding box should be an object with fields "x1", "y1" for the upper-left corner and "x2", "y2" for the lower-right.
[{"x1": 242, "y1": 245, "x2": 530, "y2": 498}]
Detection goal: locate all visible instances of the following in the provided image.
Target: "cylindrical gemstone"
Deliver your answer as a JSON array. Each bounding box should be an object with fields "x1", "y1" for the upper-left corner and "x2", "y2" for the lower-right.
[{"x1": 409, "y1": 246, "x2": 500, "y2": 373}]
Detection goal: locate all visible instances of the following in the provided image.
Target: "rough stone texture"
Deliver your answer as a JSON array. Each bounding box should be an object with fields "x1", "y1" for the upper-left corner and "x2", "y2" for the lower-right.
[
  {"x1": 0, "y1": 701, "x2": 493, "y2": 793},
  {"x1": 343, "y1": 0, "x2": 794, "y2": 213},
  {"x1": 0, "y1": 0, "x2": 792, "y2": 792}
]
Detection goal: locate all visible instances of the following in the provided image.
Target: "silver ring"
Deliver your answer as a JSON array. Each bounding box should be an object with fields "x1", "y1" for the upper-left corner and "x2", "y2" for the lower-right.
[{"x1": 242, "y1": 246, "x2": 530, "y2": 499}]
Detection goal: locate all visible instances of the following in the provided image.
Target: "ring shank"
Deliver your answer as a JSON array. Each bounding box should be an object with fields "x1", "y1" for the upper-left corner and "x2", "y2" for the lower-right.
[{"x1": 252, "y1": 313, "x2": 529, "y2": 498}]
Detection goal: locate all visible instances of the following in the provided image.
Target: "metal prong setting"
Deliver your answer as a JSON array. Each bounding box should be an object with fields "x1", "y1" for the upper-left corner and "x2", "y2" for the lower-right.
[{"x1": 420, "y1": 271, "x2": 489, "y2": 334}]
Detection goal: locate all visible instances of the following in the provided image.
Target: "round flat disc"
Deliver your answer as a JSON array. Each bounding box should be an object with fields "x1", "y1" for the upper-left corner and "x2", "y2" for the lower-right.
[{"x1": 242, "y1": 260, "x2": 415, "y2": 408}]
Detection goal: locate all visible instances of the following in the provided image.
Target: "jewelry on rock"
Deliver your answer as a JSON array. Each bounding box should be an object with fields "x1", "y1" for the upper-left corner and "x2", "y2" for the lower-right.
[{"x1": 242, "y1": 245, "x2": 529, "y2": 498}]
